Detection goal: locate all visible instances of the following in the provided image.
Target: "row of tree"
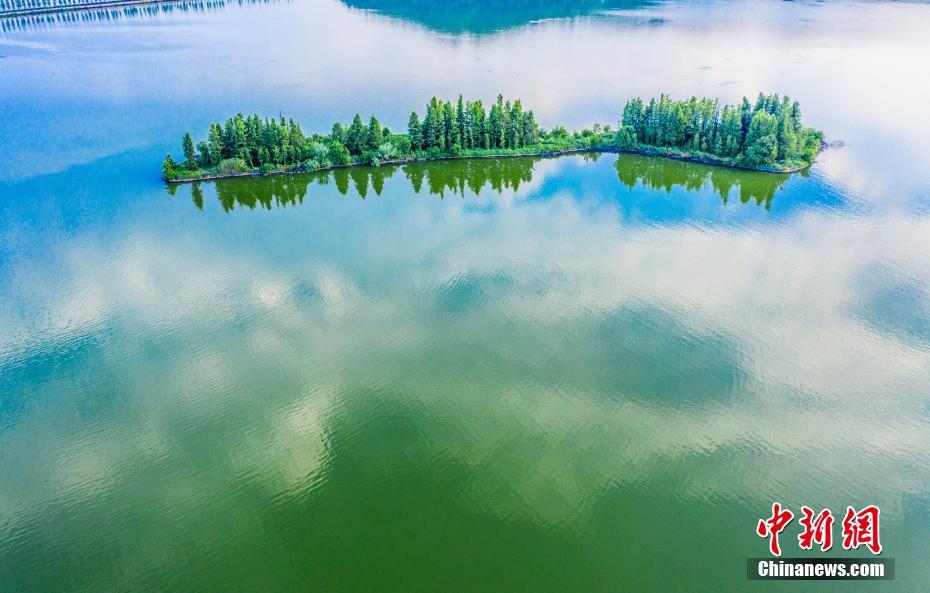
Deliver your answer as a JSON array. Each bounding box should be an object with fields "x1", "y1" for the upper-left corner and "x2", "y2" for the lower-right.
[
  {"x1": 162, "y1": 110, "x2": 404, "y2": 180},
  {"x1": 162, "y1": 95, "x2": 544, "y2": 179},
  {"x1": 407, "y1": 95, "x2": 540, "y2": 152},
  {"x1": 0, "y1": 0, "x2": 271, "y2": 13},
  {"x1": 163, "y1": 93, "x2": 822, "y2": 180},
  {"x1": 617, "y1": 93, "x2": 822, "y2": 167},
  {"x1": 0, "y1": 0, "x2": 103, "y2": 9}
]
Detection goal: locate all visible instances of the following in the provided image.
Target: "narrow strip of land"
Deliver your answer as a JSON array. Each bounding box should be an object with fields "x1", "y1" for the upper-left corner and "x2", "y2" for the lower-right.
[
  {"x1": 165, "y1": 146, "x2": 808, "y2": 185},
  {"x1": 163, "y1": 93, "x2": 823, "y2": 183}
]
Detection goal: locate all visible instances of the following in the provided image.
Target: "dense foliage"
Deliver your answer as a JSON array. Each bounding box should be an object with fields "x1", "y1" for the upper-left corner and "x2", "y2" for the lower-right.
[
  {"x1": 162, "y1": 95, "x2": 550, "y2": 180},
  {"x1": 162, "y1": 93, "x2": 822, "y2": 181},
  {"x1": 616, "y1": 93, "x2": 822, "y2": 169}
]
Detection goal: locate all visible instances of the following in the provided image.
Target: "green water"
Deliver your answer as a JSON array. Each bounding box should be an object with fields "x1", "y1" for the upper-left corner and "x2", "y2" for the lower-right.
[{"x1": 2, "y1": 1, "x2": 930, "y2": 592}]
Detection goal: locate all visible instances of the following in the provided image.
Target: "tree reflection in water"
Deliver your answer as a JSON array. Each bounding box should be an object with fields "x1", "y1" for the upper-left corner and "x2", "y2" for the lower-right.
[
  {"x1": 194, "y1": 153, "x2": 799, "y2": 212},
  {"x1": 614, "y1": 153, "x2": 800, "y2": 209},
  {"x1": 0, "y1": 0, "x2": 284, "y2": 33}
]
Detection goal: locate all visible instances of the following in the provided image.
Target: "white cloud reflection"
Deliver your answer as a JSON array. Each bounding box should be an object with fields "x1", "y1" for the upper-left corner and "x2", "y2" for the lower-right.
[{"x1": 1, "y1": 155, "x2": 929, "y2": 531}]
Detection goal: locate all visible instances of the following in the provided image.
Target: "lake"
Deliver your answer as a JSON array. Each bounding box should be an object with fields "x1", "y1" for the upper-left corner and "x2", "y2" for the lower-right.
[{"x1": 1, "y1": 1, "x2": 930, "y2": 591}]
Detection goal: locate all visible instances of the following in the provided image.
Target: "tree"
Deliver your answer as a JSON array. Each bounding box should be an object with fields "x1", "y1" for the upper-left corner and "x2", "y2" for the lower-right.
[
  {"x1": 162, "y1": 154, "x2": 178, "y2": 180},
  {"x1": 488, "y1": 102, "x2": 503, "y2": 149},
  {"x1": 182, "y1": 132, "x2": 196, "y2": 169},
  {"x1": 289, "y1": 119, "x2": 307, "y2": 162},
  {"x1": 366, "y1": 115, "x2": 383, "y2": 152},
  {"x1": 346, "y1": 114, "x2": 367, "y2": 155},
  {"x1": 196, "y1": 141, "x2": 211, "y2": 167},
  {"x1": 508, "y1": 99, "x2": 524, "y2": 147},
  {"x1": 469, "y1": 101, "x2": 486, "y2": 149},
  {"x1": 423, "y1": 97, "x2": 445, "y2": 151},
  {"x1": 521, "y1": 110, "x2": 539, "y2": 145},
  {"x1": 208, "y1": 124, "x2": 225, "y2": 164},
  {"x1": 743, "y1": 110, "x2": 778, "y2": 166},
  {"x1": 331, "y1": 122, "x2": 345, "y2": 145},
  {"x1": 614, "y1": 92, "x2": 820, "y2": 167},
  {"x1": 407, "y1": 111, "x2": 423, "y2": 151},
  {"x1": 445, "y1": 100, "x2": 459, "y2": 150},
  {"x1": 377, "y1": 142, "x2": 397, "y2": 161},
  {"x1": 620, "y1": 97, "x2": 646, "y2": 141},
  {"x1": 392, "y1": 134, "x2": 412, "y2": 155},
  {"x1": 790, "y1": 101, "x2": 802, "y2": 130},
  {"x1": 739, "y1": 96, "x2": 753, "y2": 137},
  {"x1": 456, "y1": 95, "x2": 466, "y2": 148},
  {"x1": 303, "y1": 141, "x2": 330, "y2": 170},
  {"x1": 327, "y1": 140, "x2": 351, "y2": 166},
  {"x1": 669, "y1": 103, "x2": 687, "y2": 146},
  {"x1": 776, "y1": 109, "x2": 794, "y2": 162},
  {"x1": 308, "y1": 141, "x2": 328, "y2": 161},
  {"x1": 718, "y1": 106, "x2": 743, "y2": 157},
  {"x1": 615, "y1": 126, "x2": 636, "y2": 148}
]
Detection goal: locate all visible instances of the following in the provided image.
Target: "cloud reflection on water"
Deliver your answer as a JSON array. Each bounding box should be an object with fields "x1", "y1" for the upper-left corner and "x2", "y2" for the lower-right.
[{"x1": 1, "y1": 153, "x2": 928, "y2": 539}]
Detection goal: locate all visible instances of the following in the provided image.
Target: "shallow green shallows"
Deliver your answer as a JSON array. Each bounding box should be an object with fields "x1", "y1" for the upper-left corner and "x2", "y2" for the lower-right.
[{"x1": 1, "y1": 1, "x2": 930, "y2": 592}]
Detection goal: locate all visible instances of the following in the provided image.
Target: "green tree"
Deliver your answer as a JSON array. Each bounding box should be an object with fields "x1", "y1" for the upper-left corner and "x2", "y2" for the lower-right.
[
  {"x1": 196, "y1": 141, "x2": 211, "y2": 167},
  {"x1": 208, "y1": 124, "x2": 225, "y2": 164},
  {"x1": 615, "y1": 126, "x2": 636, "y2": 148},
  {"x1": 392, "y1": 134, "x2": 412, "y2": 155},
  {"x1": 488, "y1": 102, "x2": 503, "y2": 149},
  {"x1": 508, "y1": 99, "x2": 524, "y2": 147},
  {"x1": 739, "y1": 96, "x2": 753, "y2": 137},
  {"x1": 469, "y1": 100, "x2": 486, "y2": 149},
  {"x1": 162, "y1": 154, "x2": 178, "y2": 180},
  {"x1": 718, "y1": 106, "x2": 743, "y2": 157},
  {"x1": 289, "y1": 119, "x2": 307, "y2": 162},
  {"x1": 331, "y1": 122, "x2": 346, "y2": 145},
  {"x1": 407, "y1": 111, "x2": 423, "y2": 151},
  {"x1": 456, "y1": 95, "x2": 466, "y2": 148},
  {"x1": 443, "y1": 100, "x2": 457, "y2": 151},
  {"x1": 422, "y1": 97, "x2": 445, "y2": 151},
  {"x1": 742, "y1": 110, "x2": 778, "y2": 166},
  {"x1": 346, "y1": 114, "x2": 367, "y2": 155},
  {"x1": 327, "y1": 140, "x2": 351, "y2": 165},
  {"x1": 366, "y1": 115, "x2": 383, "y2": 152},
  {"x1": 182, "y1": 132, "x2": 196, "y2": 169},
  {"x1": 621, "y1": 98, "x2": 645, "y2": 141}
]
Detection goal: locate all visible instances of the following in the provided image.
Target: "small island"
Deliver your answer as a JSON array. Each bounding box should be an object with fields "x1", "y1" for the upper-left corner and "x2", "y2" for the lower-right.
[{"x1": 162, "y1": 93, "x2": 823, "y2": 183}]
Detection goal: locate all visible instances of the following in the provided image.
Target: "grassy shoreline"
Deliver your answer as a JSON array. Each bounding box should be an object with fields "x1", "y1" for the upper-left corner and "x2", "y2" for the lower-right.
[{"x1": 165, "y1": 144, "x2": 815, "y2": 185}]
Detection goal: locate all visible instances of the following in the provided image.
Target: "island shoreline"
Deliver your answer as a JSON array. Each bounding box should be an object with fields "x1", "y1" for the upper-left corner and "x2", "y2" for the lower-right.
[{"x1": 165, "y1": 145, "x2": 814, "y2": 185}]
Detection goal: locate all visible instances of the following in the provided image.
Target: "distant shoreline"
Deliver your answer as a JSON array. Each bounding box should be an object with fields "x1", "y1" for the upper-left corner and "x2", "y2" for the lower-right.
[
  {"x1": 0, "y1": 0, "x2": 179, "y2": 18},
  {"x1": 165, "y1": 146, "x2": 811, "y2": 185}
]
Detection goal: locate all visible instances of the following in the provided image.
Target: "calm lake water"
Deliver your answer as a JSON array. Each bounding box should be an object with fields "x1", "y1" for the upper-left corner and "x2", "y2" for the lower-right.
[{"x1": 2, "y1": 1, "x2": 930, "y2": 591}]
